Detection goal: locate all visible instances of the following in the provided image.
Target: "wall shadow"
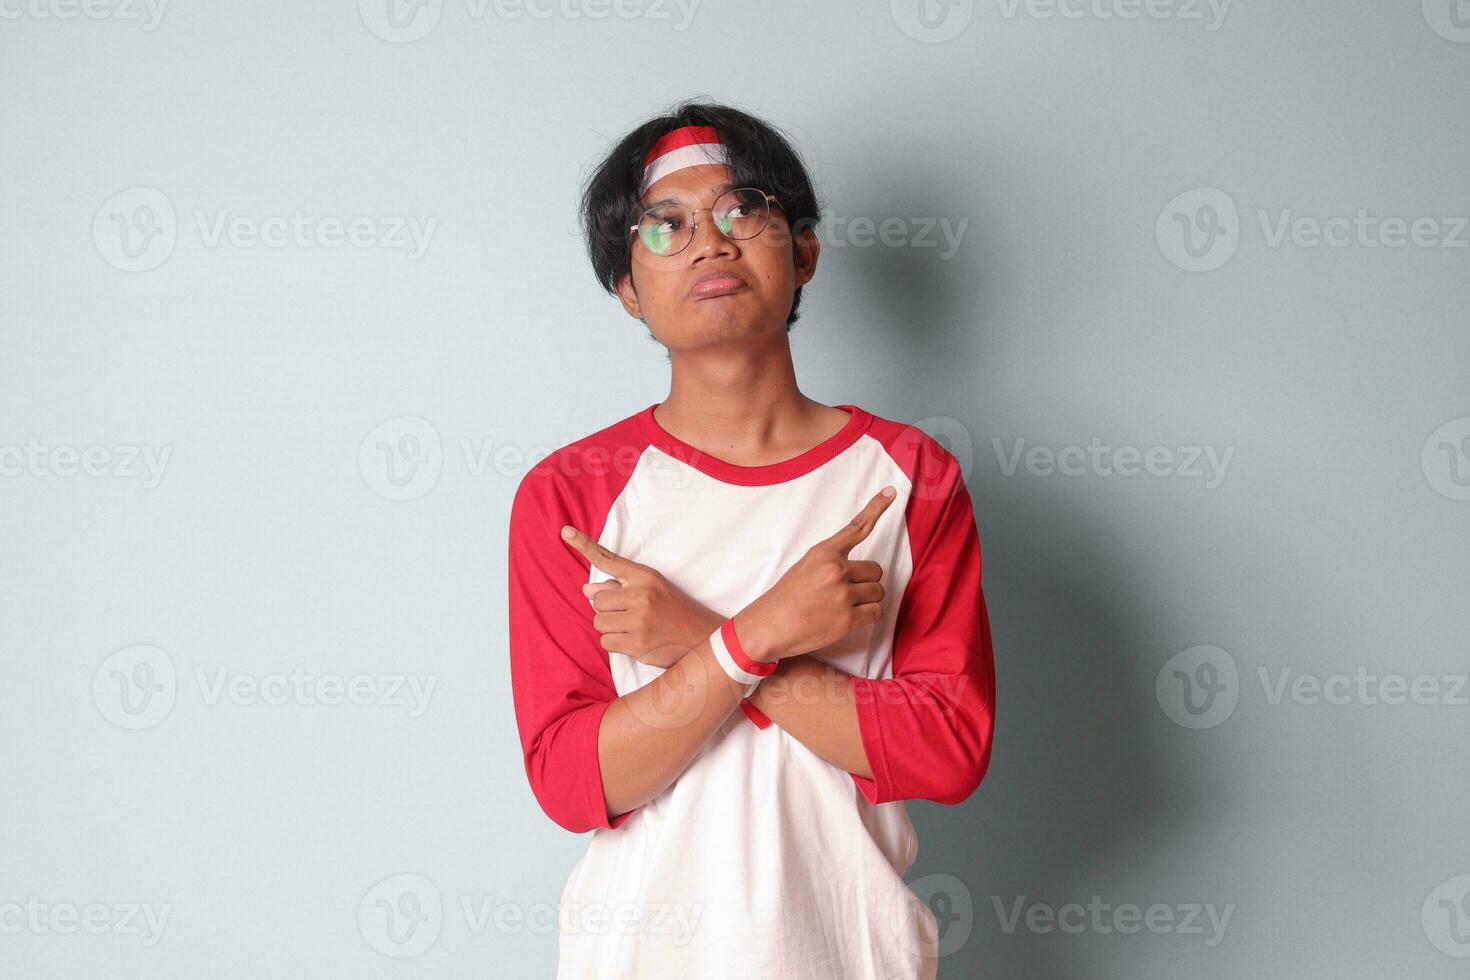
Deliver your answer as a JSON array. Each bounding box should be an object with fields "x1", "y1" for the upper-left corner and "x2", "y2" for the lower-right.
[{"x1": 839, "y1": 196, "x2": 1204, "y2": 978}]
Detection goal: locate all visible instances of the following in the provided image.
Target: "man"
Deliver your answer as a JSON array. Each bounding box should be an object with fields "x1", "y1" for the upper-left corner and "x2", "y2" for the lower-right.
[{"x1": 507, "y1": 100, "x2": 996, "y2": 978}]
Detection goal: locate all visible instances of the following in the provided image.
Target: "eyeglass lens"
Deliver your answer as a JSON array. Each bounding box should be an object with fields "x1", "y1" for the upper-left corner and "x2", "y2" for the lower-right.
[{"x1": 636, "y1": 187, "x2": 772, "y2": 256}]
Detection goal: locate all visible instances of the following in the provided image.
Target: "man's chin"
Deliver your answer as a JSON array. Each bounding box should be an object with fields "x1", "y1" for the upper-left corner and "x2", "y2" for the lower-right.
[
  {"x1": 644, "y1": 304, "x2": 786, "y2": 349},
  {"x1": 691, "y1": 314, "x2": 784, "y2": 347}
]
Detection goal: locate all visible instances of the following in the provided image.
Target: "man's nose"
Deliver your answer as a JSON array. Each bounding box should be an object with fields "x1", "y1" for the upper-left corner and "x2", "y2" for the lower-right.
[{"x1": 689, "y1": 209, "x2": 737, "y2": 257}]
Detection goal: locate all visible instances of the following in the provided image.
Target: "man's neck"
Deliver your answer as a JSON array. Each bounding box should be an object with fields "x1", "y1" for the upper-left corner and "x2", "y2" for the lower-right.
[{"x1": 655, "y1": 342, "x2": 846, "y2": 467}]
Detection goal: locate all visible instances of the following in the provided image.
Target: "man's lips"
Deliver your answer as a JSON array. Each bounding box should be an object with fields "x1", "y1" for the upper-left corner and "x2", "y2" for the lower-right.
[{"x1": 689, "y1": 271, "x2": 748, "y2": 299}]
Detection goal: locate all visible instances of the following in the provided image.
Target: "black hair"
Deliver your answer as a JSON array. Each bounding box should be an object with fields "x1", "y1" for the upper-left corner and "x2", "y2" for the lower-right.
[{"x1": 579, "y1": 98, "x2": 822, "y2": 331}]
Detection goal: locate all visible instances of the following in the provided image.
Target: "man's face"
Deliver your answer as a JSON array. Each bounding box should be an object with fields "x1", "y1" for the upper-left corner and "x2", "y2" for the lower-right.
[{"x1": 615, "y1": 163, "x2": 819, "y2": 351}]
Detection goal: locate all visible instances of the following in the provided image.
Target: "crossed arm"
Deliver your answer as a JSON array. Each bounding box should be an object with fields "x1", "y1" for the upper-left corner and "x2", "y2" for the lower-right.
[
  {"x1": 582, "y1": 581, "x2": 876, "y2": 813},
  {"x1": 561, "y1": 490, "x2": 895, "y2": 820},
  {"x1": 508, "y1": 453, "x2": 994, "y2": 833},
  {"x1": 590, "y1": 622, "x2": 872, "y2": 820}
]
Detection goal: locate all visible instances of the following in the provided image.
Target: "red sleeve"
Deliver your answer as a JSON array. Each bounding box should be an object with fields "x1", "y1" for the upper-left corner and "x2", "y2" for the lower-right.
[
  {"x1": 848, "y1": 431, "x2": 996, "y2": 806},
  {"x1": 507, "y1": 457, "x2": 639, "y2": 834}
]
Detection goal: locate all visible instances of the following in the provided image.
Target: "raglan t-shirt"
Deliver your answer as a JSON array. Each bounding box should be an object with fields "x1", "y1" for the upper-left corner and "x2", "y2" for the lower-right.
[{"x1": 507, "y1": 402, "x2": 996, "y2": 980}]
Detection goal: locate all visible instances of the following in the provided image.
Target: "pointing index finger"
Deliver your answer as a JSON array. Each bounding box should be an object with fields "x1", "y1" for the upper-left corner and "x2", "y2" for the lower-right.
[
  {"x1": 560, "y1": 525, "x2": 636, "y2": 579},
  {"x1": 827, "y1": 485, "x2": 897, "y2": 556}
]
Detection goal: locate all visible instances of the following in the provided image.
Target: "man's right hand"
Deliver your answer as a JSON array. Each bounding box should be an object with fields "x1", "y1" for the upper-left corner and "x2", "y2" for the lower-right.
[{"x1": 732, "y1": 486, "x2": 897, "y2": 664}]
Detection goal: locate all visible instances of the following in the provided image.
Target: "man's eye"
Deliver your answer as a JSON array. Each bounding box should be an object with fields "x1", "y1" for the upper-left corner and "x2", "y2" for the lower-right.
[{"x1": 645, "y1": 215, "x2": 682, "y2": 233}]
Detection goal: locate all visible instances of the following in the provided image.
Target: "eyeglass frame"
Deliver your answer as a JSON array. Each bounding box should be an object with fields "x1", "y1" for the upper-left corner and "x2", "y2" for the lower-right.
[{"x1": 627, "y1": 189, "x2": 785, "y2": 257}]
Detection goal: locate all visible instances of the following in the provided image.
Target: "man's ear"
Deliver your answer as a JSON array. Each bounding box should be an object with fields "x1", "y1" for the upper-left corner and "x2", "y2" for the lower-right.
[
  {"x1": 614, "y1": 272, "x2": 643, "y2": 320},
  {"x1": 793, "y1": 224, "x2": 820, "y2": 287}
]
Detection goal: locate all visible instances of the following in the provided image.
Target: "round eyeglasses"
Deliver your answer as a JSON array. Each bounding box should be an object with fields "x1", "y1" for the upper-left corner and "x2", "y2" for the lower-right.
[{"x1": 629, "y1": 187, "x2": 782, "y2": 257}]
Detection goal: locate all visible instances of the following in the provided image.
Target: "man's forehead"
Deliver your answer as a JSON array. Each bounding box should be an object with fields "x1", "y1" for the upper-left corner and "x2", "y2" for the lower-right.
[{"x1": 640, "y1": 171, "x2": 735, "y2": 208}]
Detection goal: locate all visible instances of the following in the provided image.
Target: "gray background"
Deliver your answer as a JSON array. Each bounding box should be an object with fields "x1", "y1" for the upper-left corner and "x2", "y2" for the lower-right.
[{"x1": 2, "y1": 1, "x2": 1468, "y2": 977}]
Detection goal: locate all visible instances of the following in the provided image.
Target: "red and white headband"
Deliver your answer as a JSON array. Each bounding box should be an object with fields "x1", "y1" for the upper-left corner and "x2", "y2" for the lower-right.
[{"x1": 639, "y1": 125, "x2": 730, "y2": 195}]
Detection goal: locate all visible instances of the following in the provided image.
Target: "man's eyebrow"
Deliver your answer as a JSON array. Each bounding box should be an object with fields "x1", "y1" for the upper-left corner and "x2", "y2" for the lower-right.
[{"x1": 640, "y1": 182, "x2": 735, "y2": 209}]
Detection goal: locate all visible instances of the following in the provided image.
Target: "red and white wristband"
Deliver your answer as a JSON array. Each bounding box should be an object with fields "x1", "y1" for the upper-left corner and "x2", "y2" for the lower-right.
[{"x1": 709, "y1": 618, "x2": 775, "y2": 729}]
